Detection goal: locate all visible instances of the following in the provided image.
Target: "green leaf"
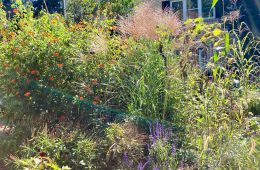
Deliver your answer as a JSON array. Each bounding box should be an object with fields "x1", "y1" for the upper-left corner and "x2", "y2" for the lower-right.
[
  {"x1": 211, "y1": 0, "x2": 219, "y2": 9},
  {"x1": 213, "y1": 52, "x2": 219, "y2": 62},
  {"x1": 194, "y1": 17, "x2": 203, "y2": 23},
  {"x1": 225, "y1": 32, "x2": 230, "y2": 53},
  {"x1": 184, "y1": 18, "x2": 193, "y2": 25}
]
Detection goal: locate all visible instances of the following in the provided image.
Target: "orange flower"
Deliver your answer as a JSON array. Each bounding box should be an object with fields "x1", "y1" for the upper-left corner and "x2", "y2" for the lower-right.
[
  {"x1": 11, "y1": 79, "x2": 16, "y2": 84},
  {"x1": 31, "y1": 70, "x2": 38, "y2": 75},
  {"x1": 57, "y1": 64, "x2": 63, "y2": 68},
  {"x1": 24, "y1": 92, "x2": 30, "y2": 97},
  {"x1": 3, "y1": 63, "x2": 9, "y2": 68},
  {"x1": 79, "y1": 96, "x2": 84, "y2": 101},
  {"x1": 9, "y1": 32, "x2": 16, "y2": 37},
  {"x1": 52, "y1": 37, "x2": 59, "y2": 43},
  {"x1": 13, "y1": 8, "x2": 18, "y2": 14},
  {"x1": 110, "y1": 26, "x2": 118, "y2": 30},
  {"x1": 92, "y1": 101, "x2": 98, "y2": 105},
  {"x1": 94, "y1": 96, "x2": 100, "y2": 102},
  {"x1": 92, "y1": 79, "x2": 98, "y2": 86},
  {"x1": 53, "y1": 52, "x2": 59, "y2": 57},
  {"x1": 28, "y1": 31, "x2": 34, "y2": 36},
  {"x1": 49, "y1": 76, "x2": 54, "y2": 81},
  {"x1": 98, "y1": 64, "x2": 105, "y2": 69}
]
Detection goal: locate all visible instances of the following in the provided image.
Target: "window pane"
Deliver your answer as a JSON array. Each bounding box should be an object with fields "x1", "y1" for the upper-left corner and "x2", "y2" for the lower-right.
[
  {"x1": 187, "y1": 0, "x2": 198, "y2": 9},
  {"x1": 172, "y1": 1, "x2": 183, "y2": 19},
  {"x1": 202, "y1": 0, "x2": 214, "y2": 18},
  {"x1": 187, "y1": 0, "x2": 198, "y2": 18},
  {"x1": 162, "y1": 1, "x2": 170, "y2": 10}
]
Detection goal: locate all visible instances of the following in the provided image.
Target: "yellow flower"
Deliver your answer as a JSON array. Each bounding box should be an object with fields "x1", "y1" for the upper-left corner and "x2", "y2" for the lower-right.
[
  {"x1": 9, "y1": 32, "x2": 16, "y2": 38},
  {"x1": 51, "y1": 19, "x2": 57, "y2": 25}
]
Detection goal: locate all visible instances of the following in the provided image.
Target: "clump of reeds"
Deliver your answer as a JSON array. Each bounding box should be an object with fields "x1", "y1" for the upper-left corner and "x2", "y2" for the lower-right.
[{"x1": 119, "y1": 2, "x2": 181, "y2": 40}]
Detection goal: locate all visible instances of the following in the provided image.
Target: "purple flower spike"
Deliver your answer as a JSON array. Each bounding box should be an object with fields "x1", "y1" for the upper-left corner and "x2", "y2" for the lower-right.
[
  {"x1": 153, "y1": 165, "x2": 160, "y2": 170},
  {"x1": 149, "y1": 121, "x2": 174, "y2": 143},
  {"x1": 171, "y1": 144, "x2": 176, "y2": 156},
  {"x1": 123, "y1": 151, "x2": 129, "y2": 164},
  {"x1": 137, "y1": 162, "x2": 143, "y2": 170},
  {"x1": 180, "y1": 160, "x2": 184, "y2": 169},
  {"x1": 137, "y1": 157, "x2": 150, "y2": 170}
]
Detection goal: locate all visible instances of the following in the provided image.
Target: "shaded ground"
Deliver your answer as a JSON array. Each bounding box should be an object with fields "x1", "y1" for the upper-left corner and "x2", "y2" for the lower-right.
[
  {"x1": 0, "y1": 120, "x2": 10, "y2": 170},
  {"x1": 0, "y1": 161, "x2": 8, "y2": 170}
]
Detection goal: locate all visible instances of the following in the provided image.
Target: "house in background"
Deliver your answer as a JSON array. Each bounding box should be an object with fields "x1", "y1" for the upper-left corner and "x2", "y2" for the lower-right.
[
  {"x1": 162, "y1": 0, "x2": 217, "y2": 20},
  {"x1": 161, "y1": 0, "x2": 260, "y2": 35},
  {"x1": 161, "y1": 0, "x2": 259, "y2": 69}
]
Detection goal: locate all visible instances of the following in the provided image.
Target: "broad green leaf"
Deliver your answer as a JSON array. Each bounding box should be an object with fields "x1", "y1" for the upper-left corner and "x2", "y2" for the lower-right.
[
  {"x1": 213, "y1": 67, "x2": 218, "y2": 80},
  {"x1": 213, "y1": 28, "x2": 222, "y2": 36},
  {"x1": 218, "y1": 68, "x2": 223, "y2": 80},
  {"x1": 194, "y1": 17, "x2": 203, "y2": 23},
  {"x1": 225, "y1": 32, "x2": 230, "y2": 53},
  {"x1": 214, "y1": 39, "x2": 222, "y2": 47},
  {"x1": 213, "y1": 52, "x2": 219, "y2": 62},
  {"x1": 211, "y1": 0, "x2": 219, "y2": 9},
  {"x1": 184, "y1": 18, "x2": 193, "y2": 25},
  {"x1": 46, "y1": 163, "x2": 61, "y2": 170}
]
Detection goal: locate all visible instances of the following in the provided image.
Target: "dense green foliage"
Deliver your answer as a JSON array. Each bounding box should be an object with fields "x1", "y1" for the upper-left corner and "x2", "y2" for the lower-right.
[{"x1": 0, "y1": 0, "x2": 259, "y2": 169}]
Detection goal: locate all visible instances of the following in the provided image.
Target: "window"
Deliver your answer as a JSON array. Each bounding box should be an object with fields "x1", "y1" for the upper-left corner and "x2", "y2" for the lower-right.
[
  {"x1": 171, "y1": 0, "x2": 184, "y2": 19},
  {"x1": 202, "y1": 0, "x2": 215, "y2": 19},
  {"x1": 187, "y1": 0, "x2": 198, "y2": 18},
  {"x1": 162, "y1": 0, "x2": 216, "y2": 20}
]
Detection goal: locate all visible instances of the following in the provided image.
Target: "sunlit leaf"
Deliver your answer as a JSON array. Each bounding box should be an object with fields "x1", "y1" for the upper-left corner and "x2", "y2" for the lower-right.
[
  {"x1": 213, "y1": 52, "x2": 219, "y2": 62},
  {"x1": 184, "y1": 18, "x2": 193, "y2": 25},
  {"x1": 211, "y1": 0, "x2": 219, "y2": 9},
  {"x1": 194, "y1": 17, "x2": 203, "y2": 23},
  {"x1": 225, "y1": 32, "x2": 230, "y2": 53},
  {"x1": 213, "y1": 28, "x2": 222, "y2": 36}
]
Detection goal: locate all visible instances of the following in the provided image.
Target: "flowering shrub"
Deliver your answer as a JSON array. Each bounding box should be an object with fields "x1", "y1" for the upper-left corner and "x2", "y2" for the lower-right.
[{"x1": 0, "y1": 1, "x2": 120, "y2": 125}]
